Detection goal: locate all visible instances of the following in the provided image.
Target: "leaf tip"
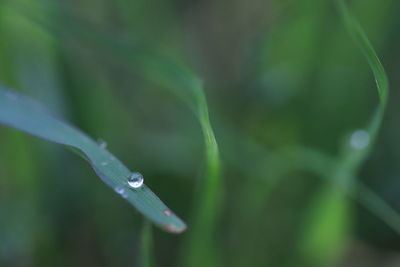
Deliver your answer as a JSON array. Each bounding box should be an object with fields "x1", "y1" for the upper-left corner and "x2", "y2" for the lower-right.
[{"x1": 163, "y1": 223, "x2": 188, "y2": 234}]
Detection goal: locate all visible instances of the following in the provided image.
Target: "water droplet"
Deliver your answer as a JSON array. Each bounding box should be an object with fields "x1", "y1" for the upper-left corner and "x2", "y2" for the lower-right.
[
  {"x1": 128, "y1": 172, "x2": 144, "y2": 189},
  {"x1": 101, "y1": 161, "x2": 108, "y2": 166},
  {"x1": 163, "y1": 210, "x2": 172, "y2": 216},
  {"x1": 350, "y1": 130, "x2": 370, "y2": 149},
  {"x1": 115, "y1": 186, "x2": 124, "y2": 194},
  {"x1": 114, "y1": 186, "x2": 128, "y2": 198},
  {"x1": 5, "y1": 91, "x2": 18, "y2": 100},
  {"x1": 97, "y1": 139, "x2": 107, "y2": 149}
]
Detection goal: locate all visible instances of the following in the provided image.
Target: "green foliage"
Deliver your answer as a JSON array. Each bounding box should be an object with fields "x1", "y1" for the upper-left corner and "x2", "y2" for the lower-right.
[
  {"x1": 139, "y1": 221, "x2": 156, "y2": 267},
  {"x1": 298, "y1": 0, "x2": 391, "y2": 265},
  {"x1": 0, "y1": 88, "x2": 186, "y2": 233},
  {"x1": 1, "y1": 0, "x2": 400, "y2": 266}
]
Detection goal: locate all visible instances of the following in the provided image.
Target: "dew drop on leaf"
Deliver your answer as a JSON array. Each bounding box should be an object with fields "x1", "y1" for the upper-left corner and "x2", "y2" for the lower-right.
[
  {"x1": 128, "y1": 172, "x2": 144, "y2": 189},
  {"x1": 350, "y1": 129, "x2": 370, "y2": 149},
  {"x1": 5, "y1": 91, "x2": 18, "y2": 100},
  {"x1": 114, "y1": 186, "x2": 128, "y2": 198},
  {"x1": 97, "y1": 138, "x2": 107, "y2": 149}
]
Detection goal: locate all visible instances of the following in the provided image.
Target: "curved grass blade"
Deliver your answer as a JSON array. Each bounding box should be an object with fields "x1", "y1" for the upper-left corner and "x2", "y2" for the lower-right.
[
  {"x1": 336, "y1": 0, "x2": 389, "y2": 177},
  {"x1": 280, "y1": 146, "x2": 400, "y2": 233},
  {"x1": 251, "y1": 145, "x2": 400, "y2": 265},
  {"x1": 178, "y1": 80, "x2": 222, "y2": 267},
  {"x1": 0, "y1": 88, "x2": 186, "y2": 233},
  {"x1": 298, "y1": 1, "x2": 390, "y2": 264},
  {"x1": 5, "y1": 3, "x2": 222, "y2": 264},
  {"x1": 128, "y1": 44, "x2": 222, "y2": 267}
]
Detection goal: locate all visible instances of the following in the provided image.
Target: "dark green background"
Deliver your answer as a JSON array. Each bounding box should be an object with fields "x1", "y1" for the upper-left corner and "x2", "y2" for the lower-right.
[{"x1": 1, "y1": 0, "x2": 400, "y2": 266}]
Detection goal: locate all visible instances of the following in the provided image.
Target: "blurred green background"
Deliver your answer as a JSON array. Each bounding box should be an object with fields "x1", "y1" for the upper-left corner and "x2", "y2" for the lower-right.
[{"x1": 1, "y1": 0, "x2": 400, "y2": 266}]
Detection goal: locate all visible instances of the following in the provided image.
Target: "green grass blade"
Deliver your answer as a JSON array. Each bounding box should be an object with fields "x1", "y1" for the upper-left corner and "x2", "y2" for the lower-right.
[
  {"x1": 262, "y1": 146, "x2": 400, "y2": 264},
  {"x1": 180, "y1": 81, "x2": 222, "y2": 267},
  {"x1": 7, "y1": 3, "x2": 223, "y2": 263},
  {"x1": 354, "y1": 184, "x2": 400, "y2": 234},
  {"x1": 139, "y1": 221, "x2": 157, "y2": 267},
  {"x1": 286, "y1": 146, "x2": 400, "y2": 234},
  {"x1": 0, "y1": 87, "x2": 187, "y2": 233},
  {"x1": 336, "y1": 0, "x2": 389, "y2": 168},
  {"x1": 300, "y1": 0, "x2": 390, "y2": 264},
  {"x1": 337, "y1": 0, "x2": 388, "y2": 111}
]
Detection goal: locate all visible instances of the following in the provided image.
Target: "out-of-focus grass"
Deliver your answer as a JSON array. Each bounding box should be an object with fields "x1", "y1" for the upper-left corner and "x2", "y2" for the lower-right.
[
  {"x1": 11, "y1": 1, "x2": 223, "y2": 265},
  {"x1": 298, "y1": 0, "x2": 390, "y2": 265},
  {"x1": 139, "y1": 221, "x2": 156, "y2": 267},
  {"x1": 1, "y1": 0, "x2": 400, "y2": 266}
]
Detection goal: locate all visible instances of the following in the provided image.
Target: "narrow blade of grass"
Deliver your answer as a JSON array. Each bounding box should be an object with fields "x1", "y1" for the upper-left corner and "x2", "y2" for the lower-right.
[
  {"x1": 270, "y1": 145, "x2": 400, "y2": 235},
  {"x1": 139, "y1": 221, "x2": 156, "y2": 267},
  {"x1": 180, "y1": 81, "x2": 222, "y2": 267},
  {"x1": 337, "y1": 0, "x2": 388, "y2": 111},
  {"x1": 8, "y1": 3, "x2": 223, "y2": 264},
  {"x1": 354, "y1": 184, "x2": 400, "y2": 234},
  {"x1": 0, "y1": 87, "x2": 187, "y2": 233},
  {"x1": 336, "y1": 0, "x2": 389, "y2": 173},
  {"x1": 255, "y1": 145, "x2": 400, "y2": 265},
  {"x1": 298, "y1": 1, "x2": 390, "y2": 263}
]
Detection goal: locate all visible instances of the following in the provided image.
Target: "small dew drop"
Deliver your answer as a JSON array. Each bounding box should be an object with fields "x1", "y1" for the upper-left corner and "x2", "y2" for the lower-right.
[
  {"x1": 114, "y1": 186, "x2": 128, "y2": 199},
  {"x1": 5, "y1": 91, "x2": 18, "y2": 100},
  {"x1": 350, "y1": 130, "x2": 370, "y2": 149},
  {"x1": 128, "y1": 172, "x2": 144, "y2": 189},
  {"x1": 163, "y1": 210, "x2": 172, "y2": 216},
  {"x1": 115, "y1": 186, "x2": 124, "y2": 194},
  {"x1": 101, "y1": 161, "x2": 108, "y2": 166},
  {"x1": 97, "y1": 139, "x2": 107, "y2": 149}
]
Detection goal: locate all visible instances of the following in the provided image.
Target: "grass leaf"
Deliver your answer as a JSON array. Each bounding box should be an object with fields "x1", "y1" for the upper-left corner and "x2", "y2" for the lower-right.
[
  {"x1": 336, "y1": 0, "x2": 389, "y2": 165},
  {"x1": 0, "y1": 87, "x2": 187, "y2": 233},
  {"x1": 297, "y1": 1, "x2": 390, "y2": 263},
  {"x1": 8, "y1": 3, "x2": 223, "y2": 263},
  {"x1": 139, "y1": 221, "x2": 157, "y2": 267}
]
